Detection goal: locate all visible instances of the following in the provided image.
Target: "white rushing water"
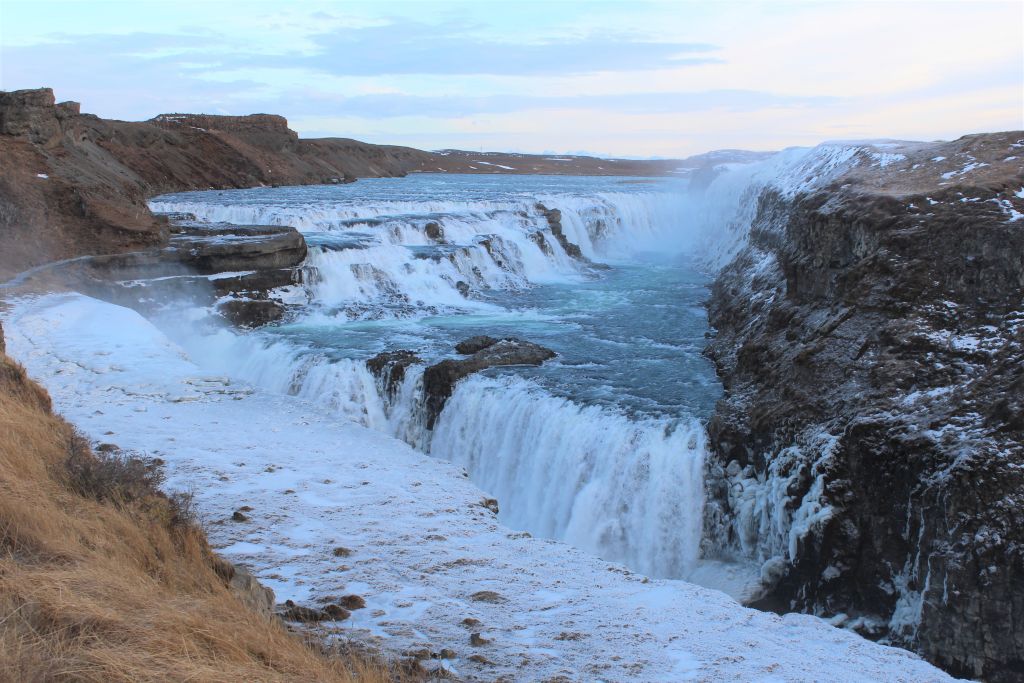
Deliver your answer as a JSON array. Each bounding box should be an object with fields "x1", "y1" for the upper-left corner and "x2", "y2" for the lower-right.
[
  {"x1": 432, "y1": 375, "x2": 707, "y2": 579},
  {"x1": 152, "y1": 163, "x2": 851, "y2": 583}
]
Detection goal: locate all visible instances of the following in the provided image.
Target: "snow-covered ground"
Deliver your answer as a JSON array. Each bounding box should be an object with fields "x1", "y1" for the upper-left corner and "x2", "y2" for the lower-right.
[{"x1": 3, "y1": 293, "x2": 956, "y2": 682}]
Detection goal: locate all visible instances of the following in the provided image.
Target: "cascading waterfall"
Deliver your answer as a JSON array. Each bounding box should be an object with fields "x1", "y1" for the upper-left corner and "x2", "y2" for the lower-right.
[
  {"x1": 150, "y1": 173, "x2": 764, "y2": 582},
  {"x1": 170, "y1": 326, "x2": 709, "y2": 578},
  {"x1": 431, "y1": 375, "x2": 707, "y2": 578}
]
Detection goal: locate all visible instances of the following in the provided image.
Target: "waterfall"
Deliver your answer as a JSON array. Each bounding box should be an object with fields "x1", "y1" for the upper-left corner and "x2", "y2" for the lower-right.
[
  {"x1": 151, "y1": 177, "x2": 739, "y2": 581},
  {"x1": 171, "y1": 328, "x2": 709, "y2": 579},
  {"x1": 431, "y1": 375, "x2": 707, "y2": 578}
]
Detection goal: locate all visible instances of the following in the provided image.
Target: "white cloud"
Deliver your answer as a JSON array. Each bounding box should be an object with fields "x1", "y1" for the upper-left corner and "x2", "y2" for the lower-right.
[{"x1": 1, "y1": 0, "x2": 1020, "y2": 156}]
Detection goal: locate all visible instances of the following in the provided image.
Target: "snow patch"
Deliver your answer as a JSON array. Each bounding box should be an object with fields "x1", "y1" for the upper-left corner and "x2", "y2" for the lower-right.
[{"x1": 1, "y1": 293, "x2": 955, "y2": 682}]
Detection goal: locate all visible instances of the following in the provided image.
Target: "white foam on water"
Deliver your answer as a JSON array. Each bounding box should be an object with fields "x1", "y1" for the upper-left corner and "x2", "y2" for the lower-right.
[{"x1": 431, "y1": 375, "x2": 707, "y2": 579}]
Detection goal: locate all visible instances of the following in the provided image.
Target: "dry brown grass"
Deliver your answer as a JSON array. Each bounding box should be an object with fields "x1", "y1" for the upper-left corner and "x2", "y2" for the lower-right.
[{"x1": 0, "y1": 348, "x2": 398, "y2": 683}]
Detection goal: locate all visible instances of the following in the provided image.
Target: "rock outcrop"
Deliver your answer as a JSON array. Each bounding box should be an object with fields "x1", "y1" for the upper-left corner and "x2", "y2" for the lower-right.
[
  {"x1": 702, "y1": 132, "x2": 1024, "y2": 681},
  {"x1": 365, "y1": 337, "x2": 556, "y2": 428},
  {"x1": 167, "y1": 224, "x2": 307, "y2": 274},
  {"x1": 536, "y1": 204, "x2": 585, "y2": 260},
  {"x1": 0, "y1": 88, "x2": 431, "y2": 279},
  {"x1": 422, "y1": 338, "x2": 556, "y2": 428},
  {"x1": 226, "y1": 563, "x2": 276, "y2": 618},
  {"x1": 366, "y1": 350, "x2": 423, "y2": 399}
]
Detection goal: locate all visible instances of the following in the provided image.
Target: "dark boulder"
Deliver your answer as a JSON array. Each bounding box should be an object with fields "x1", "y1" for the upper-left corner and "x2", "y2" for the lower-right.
[
  {"x1": 218, "y1": 299, "x2": 285, "y2": 328},
  {"x1": 423, "y1": 338, "x2": 555, "y2": 428},
  {"x1": 366, "y1": 350, "x2": 423, "y2": 398},
  {"x1": 454, "y1": 336, "x2": 498, "y2": 354},
  {"x1": 424, "y1": 221, "x2": 444, "y2": 241}
]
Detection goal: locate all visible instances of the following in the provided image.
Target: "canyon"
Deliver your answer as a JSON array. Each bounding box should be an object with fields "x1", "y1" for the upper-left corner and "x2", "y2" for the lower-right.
[{"x1": 2, "y1": 87, "x2": 1022, "y2": 681}]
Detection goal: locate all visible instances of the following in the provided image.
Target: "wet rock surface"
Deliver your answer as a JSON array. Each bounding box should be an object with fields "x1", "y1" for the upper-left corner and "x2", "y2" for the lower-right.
[
  {"x1": 218, "y1": 299, "x2": 286, "y2": 328},
  {"x1": 366, "y1": 350, "x2": 423, "y2": 399},
  {"x1": 537, "y1": 204, "x2": 584, "y2": 259},
  {"x1": 365, "y1": 337, "x2": 556, "y2": 429},
  {"x1": 702, "y1": 132, "x2": 1024, "y2": 681},
  {"x1": 422, "y1": 338, "x2": 556, "y2": 428},
  {"x1": 454, "y1": 335, "x2": 499, "y2": 355}
]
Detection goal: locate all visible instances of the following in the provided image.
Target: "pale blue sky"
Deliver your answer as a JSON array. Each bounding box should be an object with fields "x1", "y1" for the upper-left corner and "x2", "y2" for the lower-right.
[{"x1": 1, "y1": 0, "x2": 1021, "y2": 156}]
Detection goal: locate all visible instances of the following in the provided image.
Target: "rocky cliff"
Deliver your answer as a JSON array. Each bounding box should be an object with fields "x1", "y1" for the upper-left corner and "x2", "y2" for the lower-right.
[
  {"x1": 0, "y1": 88, "x2": 437, "y2": 278},
  {"x1": 702, "y1": 132, "x2": 1024, "y2": 681}
]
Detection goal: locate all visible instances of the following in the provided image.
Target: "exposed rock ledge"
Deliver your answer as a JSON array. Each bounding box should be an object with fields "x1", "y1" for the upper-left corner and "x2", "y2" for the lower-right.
[
  {"x1": 368, "y1": 336, "x2": 557, "y2": 428},
  {"x1": 4, "y1": 216, "x2": 309, "y2": 329},
  {"x1": 701, "y1": 131, "x2": 1024, "y2": 682}
]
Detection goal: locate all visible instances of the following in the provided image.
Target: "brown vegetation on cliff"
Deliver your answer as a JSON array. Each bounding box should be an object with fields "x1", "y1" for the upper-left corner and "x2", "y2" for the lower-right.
[{"x1": 0, "y1": 321, "x2": 392, "y2": 682}]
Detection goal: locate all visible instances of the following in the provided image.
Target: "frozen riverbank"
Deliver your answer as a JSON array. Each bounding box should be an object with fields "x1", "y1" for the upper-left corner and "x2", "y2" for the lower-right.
[{"x1": 4, "y1": 293, "x2": 955, "y2": 682}]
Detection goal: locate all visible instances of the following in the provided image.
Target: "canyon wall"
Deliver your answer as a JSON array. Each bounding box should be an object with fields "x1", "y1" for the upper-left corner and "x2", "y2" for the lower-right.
[
  {"x1": 0, "y1": 88, "x2": 434, "y2": 277},
  {"x1": 0, "y1": 88, "x2": 704, "y2": 279},
  {"x1": 702, "y1": 132, "x2": 1024, "y2": 681}
]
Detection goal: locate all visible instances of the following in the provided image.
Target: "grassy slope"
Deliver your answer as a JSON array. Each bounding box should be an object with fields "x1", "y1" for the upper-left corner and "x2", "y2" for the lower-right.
[{"x1": 0, "y1": 322, "x2": 392, "y2": 682}]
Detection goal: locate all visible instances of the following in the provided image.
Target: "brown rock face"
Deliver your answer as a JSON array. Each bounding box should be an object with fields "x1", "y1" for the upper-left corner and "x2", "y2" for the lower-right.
[
  {"x1": 0, "y1": 88, "x2": 431, "y2": 279},
  {"x1": 227, "y1": 564, "x2": 276, "y2": 617},
  {"x1": 0, "y1": 88, "x2": 61, "y2": 143},
  {"x1": 702, "y1": 132, "x2": 1024, "y2": 681}
]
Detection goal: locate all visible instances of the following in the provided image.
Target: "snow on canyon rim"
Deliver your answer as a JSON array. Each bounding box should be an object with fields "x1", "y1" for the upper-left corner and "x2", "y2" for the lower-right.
[{"x1": 4, "y1": 293, "x2": 954, "y2": 682}]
